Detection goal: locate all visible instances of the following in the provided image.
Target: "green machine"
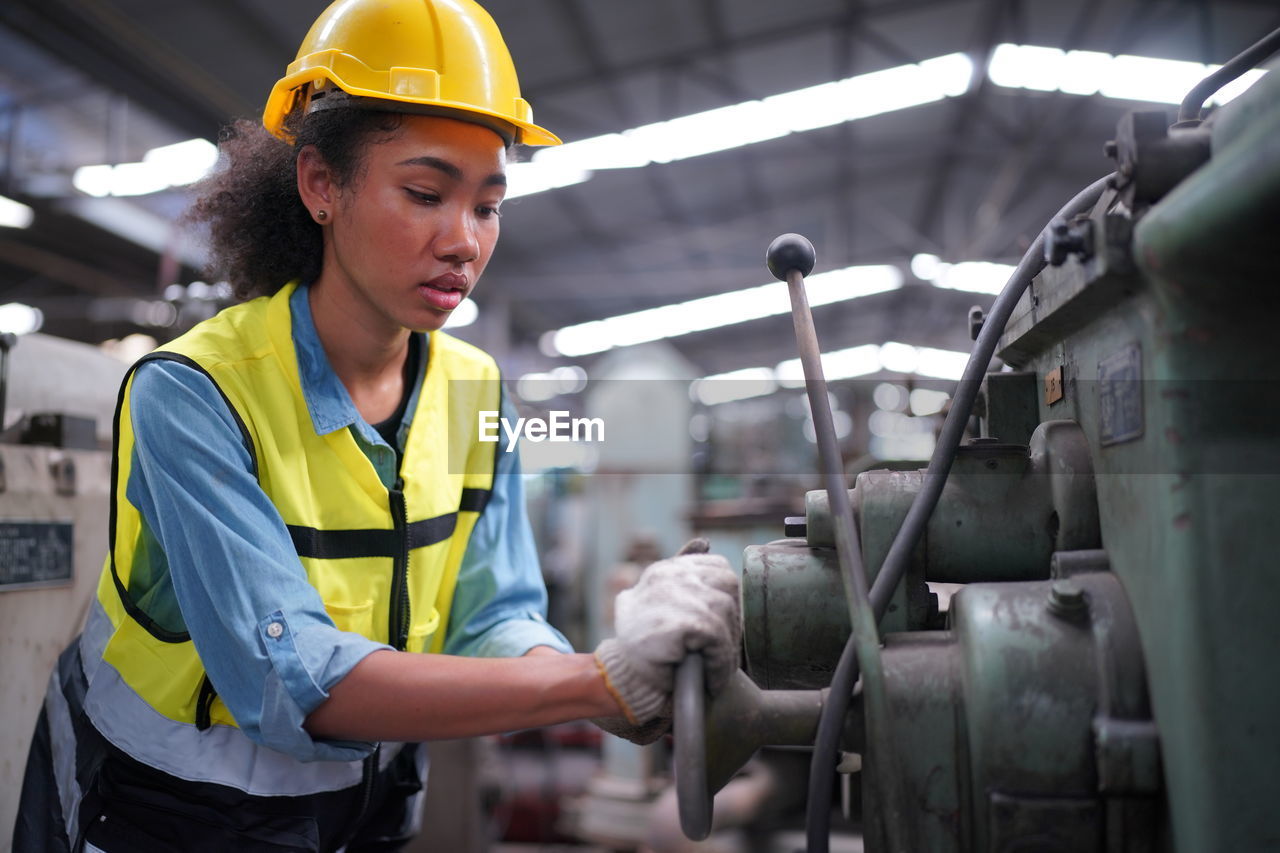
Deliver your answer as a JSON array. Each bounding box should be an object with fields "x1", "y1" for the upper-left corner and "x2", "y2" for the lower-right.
[{"x1": 671, "y1": 36, "x2": 1280, "y2": 853}]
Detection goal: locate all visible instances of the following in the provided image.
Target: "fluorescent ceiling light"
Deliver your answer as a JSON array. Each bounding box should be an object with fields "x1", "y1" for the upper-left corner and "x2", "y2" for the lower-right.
[
  {"x1": 878, "y1": 341, "x2": 919, "y2": 373},
  {"x1": 988, "y1": 43, "x2": 1266, "y2": 105},
  {"x1": 877, "y1": 341, "x2": 970, "y2": 380},
  {"x1": 143, "y1": 138, "x2": 219, "y2": 187},
  {"x1": 521, "y1": 53, "x2": 974, "y2": 194},
  {"x1": 505, "y1": 160, "x2": 591, "y2": 199},
  {"x1": 550, "y1": 264, "x2": 903, "y2": 357},
  {"x1": 0, "y1": 194, "x2": 34, "y2": 229},
  {"x1": 73, "y1": 137, "x2": 218, "y2": 198},
  {"x1": 71, "y1": 165, "x2": 114, "y2": 198},
  {"x1": 909, "y1": 387, "x2": 950, "y2": 416},
  {"x1": 913, "y1": 345, "x2": 970, "y2": 380},
  {"x1": 691, "y1": 367, "x2": 779, "y2": 406},
  {"x1": 701, "y1": 340, "x2": 972, "y2": 403},
  {"x1": 0, "y1": 302, "x2": 44, "y2": 335},
  {"x1": 517, "y1": 365, "x2": 589, "y2": 402},
  {"x1": 628, "y1": 100, "x2": 791, "y2": 164},
  {"x1": 103, "y1": 162, "x2": 172, "y2": 197},
  {"x1": 535, "y1": 133, "x2": 650, "y2": 171},
  {"x1": 777, "y1": 343, "x2": 883, "y2": 387},
  {"x1": 513, "y1": 45, "x2": 1258, "y2": 202},
  {"x1": 912, "y1": 254, "x2": 1015, "y2": 295}
]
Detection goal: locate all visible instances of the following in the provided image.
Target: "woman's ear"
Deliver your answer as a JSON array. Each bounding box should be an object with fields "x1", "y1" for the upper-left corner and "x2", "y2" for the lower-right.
[{"x1": 296, "y1": 146, "x2": 336, "y2": 223}]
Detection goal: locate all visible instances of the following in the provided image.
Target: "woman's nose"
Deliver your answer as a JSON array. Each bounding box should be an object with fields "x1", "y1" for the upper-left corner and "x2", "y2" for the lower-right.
[{"x1": 434, "y1": 210, "x2": 480, "y2": 264}]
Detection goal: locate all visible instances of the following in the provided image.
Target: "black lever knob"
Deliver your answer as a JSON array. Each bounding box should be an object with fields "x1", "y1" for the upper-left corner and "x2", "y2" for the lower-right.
[{"x1": 766, "y1": 233, "x2": 817, "y2": 281}]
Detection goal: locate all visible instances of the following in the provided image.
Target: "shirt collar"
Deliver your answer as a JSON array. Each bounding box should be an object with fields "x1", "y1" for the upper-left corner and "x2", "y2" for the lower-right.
[
  {"x1": 290, "y1": 283, "x2": 427, "y2": 438},
  {"x1": 292, "y1": 284, "x2": 361, "y2": 435}
]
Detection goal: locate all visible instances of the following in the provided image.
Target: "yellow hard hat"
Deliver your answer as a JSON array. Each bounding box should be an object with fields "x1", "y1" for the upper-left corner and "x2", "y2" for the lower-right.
[{"x1": 263, "y1": 0, "x2": 560, "y2": 147}]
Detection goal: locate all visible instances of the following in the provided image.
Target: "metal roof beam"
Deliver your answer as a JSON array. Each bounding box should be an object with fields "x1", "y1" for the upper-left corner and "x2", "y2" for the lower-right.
[
  {"x1": 0, "y1": 0, "x2": 247, "y2": 139},
  {"x1": 911, "y1": 0, "x2": 1010, "y2": 253},
  {"x1": 526, "y1": 0, "x2": 960, "y2": 101}
]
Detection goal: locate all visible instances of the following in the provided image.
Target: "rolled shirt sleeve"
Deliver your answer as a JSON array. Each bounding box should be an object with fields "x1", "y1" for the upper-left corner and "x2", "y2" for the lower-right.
[
  {"x1": 442, "y1": 394, "x2": 573, "y2": 658},
  {"x1": 127, "y1": 359, "x2": 389, "y2": 763}
]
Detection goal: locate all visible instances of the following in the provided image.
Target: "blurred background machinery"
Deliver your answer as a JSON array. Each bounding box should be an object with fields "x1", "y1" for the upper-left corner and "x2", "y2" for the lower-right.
[{"x1": 2, "y1": 2, "x2": 1279, "y2": 851}]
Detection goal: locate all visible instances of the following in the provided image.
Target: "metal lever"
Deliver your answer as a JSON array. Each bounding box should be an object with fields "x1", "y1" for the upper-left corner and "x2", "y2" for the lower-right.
[{"x1": 674, "y1": 233, "x2": 823, "y2": 843}]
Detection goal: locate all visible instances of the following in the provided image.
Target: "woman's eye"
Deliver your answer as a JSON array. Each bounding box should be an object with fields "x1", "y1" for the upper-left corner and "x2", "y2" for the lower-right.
[
  {"x1": 406, "y1": 189, "x2": 440, "y2": 204},
  {"x1": 477, "y1": 205, "x2": 502, "y2": 219}
]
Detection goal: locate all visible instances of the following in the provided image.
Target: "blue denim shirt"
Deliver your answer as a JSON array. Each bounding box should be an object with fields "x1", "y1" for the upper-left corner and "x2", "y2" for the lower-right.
[{"x1": 125, "y1": 284, "x2": 570, "y2": 762}]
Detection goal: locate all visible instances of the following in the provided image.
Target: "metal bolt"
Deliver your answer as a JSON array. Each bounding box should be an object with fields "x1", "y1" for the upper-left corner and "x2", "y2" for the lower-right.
[
  {"x1": 783, "y1": 516, "x2": 807, "y2": 538},
  {"x1": 1047, "y1": 579, "x2": 1088, "y2": 620},
  {"x1": 968, "y1": 305, "x2": 985, "y2": 341},
  {"x1": 1044, "y1": 217, "x2": 1092, "y2": 267}
]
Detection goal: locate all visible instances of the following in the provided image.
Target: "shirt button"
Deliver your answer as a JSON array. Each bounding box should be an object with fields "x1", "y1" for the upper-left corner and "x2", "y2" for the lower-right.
[{"x1": 266, "y1": 621, "x2": 284, "y2": 639}]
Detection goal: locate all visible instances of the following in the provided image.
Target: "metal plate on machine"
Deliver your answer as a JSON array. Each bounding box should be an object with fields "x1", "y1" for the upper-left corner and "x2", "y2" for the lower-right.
[
  {"x1": 0, "y1": 521, "x2": 74, "y2": 591},
  {"x1": 1098, "y1": 344, "x2": 1143, "y2": 446},
  {"x1": 1044, "y1": 365, "x2": 1065, "y2": 405}
]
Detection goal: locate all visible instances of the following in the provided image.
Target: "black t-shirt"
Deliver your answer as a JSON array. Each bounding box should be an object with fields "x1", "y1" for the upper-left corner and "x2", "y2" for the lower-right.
[{"x1": 370, "y1": 333, "x2": 421, "y2": 455}]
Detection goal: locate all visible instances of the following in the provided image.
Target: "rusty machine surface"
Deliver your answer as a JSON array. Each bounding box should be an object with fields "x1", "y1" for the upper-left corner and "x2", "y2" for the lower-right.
[{"x1": 671, "y1": 33, "x2": 1280, "y2": 853}]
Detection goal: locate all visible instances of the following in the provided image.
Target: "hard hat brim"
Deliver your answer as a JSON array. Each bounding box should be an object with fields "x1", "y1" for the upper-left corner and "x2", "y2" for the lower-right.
[{"x1": 263, "y1": 66, "x2": 561, "y2": 147}]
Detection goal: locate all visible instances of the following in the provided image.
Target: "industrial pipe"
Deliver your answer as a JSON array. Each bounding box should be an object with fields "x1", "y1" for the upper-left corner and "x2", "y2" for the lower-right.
[{"x1": 1178, "y1": 25, "x2": 1280, "y2": 123}]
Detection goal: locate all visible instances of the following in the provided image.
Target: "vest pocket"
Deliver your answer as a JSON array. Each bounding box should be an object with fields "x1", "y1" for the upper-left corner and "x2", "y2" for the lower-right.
[
  {"x1": 323, "y1": 599, "x2": 376, "y2": 640},
  {"x1": 404, "y1": 608, "x2": 441, "y2": 654}
]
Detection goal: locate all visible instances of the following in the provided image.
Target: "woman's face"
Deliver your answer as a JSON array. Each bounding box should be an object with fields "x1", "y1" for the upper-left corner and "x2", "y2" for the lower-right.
[{"x1": 312, "y1": 114, "x2": 507, "y2": 334}]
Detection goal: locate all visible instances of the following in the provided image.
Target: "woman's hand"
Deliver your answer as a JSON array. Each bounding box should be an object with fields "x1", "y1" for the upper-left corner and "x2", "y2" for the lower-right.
[{"x1": 591, "y1": 539, "x2": 741, "y2": 734}]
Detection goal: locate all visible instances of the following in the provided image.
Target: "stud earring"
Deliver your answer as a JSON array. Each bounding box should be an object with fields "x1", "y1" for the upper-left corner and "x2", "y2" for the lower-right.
[{"x1": 316, "y1": 209, "x2": 328, "y2": 222}]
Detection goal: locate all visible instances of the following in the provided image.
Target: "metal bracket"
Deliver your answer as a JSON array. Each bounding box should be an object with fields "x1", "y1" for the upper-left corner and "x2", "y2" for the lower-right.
[
  {"x1": 50, "y1": 454, "x2": 76, "y2": 497},
  {"x1": 1094, "y1": 717, "x2": 1162, "y2": 795}
]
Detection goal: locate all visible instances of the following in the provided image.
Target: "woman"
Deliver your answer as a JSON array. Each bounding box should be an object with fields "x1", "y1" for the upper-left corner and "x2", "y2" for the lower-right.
[{"x1": 14, "y1": 1, "x2": 740, "y2": 850}]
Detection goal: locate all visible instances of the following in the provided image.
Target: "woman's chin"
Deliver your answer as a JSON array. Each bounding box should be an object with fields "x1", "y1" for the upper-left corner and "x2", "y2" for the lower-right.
[{"x1": 402, "y1": 307, "x2": 452, "y2": 333}]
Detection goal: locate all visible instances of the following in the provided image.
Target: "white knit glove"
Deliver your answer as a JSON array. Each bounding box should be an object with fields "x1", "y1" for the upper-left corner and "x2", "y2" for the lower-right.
[{"x1": 593, "y1": 539, "x2": 741, "y2": 730}]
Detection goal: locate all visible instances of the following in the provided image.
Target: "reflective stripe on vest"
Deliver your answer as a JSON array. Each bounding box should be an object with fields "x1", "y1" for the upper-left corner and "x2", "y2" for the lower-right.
[
  {"x1": 80, "y1": 600, "x2": 406, "y2": 796},
  {"x1": 92, "y1": 282, "x2": 500, "y2": 740}
]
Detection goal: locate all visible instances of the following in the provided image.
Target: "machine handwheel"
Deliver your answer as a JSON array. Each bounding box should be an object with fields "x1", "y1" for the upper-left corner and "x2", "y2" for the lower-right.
[{"x1": 674, "y1": 652, "x2": 712, "y2": 840}]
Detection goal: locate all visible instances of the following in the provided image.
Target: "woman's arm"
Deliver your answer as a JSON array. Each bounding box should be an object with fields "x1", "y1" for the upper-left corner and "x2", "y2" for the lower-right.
[
  {"x1": 309, "y1": 545, "x2": 742, "y2": 744},
  {"x1": 304, "y1": 648, "x2": 619, "y2": 741},
  {"x1": 129, "y1": 363, "x2": 733, "y2": 749}
]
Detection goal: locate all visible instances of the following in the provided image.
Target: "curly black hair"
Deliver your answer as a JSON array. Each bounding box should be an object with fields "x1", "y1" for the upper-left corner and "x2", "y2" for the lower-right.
[{"x1": 187, "y1": 108, "x2": 404, "y2": 301}]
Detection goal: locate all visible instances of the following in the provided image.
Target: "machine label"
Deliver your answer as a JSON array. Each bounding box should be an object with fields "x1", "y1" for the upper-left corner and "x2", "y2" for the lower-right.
[
  {"x1": 1098, "y1": 344, "x2": 1143, "y2": 446},
  {"x1": 0, "y1": 521, "x2": 74, "y2": 591}
]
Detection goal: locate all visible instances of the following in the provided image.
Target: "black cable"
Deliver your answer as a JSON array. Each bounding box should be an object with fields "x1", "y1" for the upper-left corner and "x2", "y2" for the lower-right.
[
  {"x1": 1179, "y1": 25, "x2": 1280, "y2": 123},
  {"x1": 803, "y1": 173, "x2": 1115, "y2": 853}
]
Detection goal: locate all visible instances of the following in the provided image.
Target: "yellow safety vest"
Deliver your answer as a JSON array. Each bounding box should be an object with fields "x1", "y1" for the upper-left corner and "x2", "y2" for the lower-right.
[{"x1": 93, "y1": 282, "x2": 500, "y2": 730}]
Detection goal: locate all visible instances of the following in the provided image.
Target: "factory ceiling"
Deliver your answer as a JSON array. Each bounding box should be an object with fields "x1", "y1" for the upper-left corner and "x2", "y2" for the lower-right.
[{"x1": 0, "y1": 0, "x2": 1277, "y2": 378}]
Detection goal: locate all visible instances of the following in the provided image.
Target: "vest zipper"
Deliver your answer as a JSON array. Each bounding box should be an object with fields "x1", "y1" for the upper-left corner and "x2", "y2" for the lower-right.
[
  {"x1": 388, "y1": 477, "x2": 411, "y2": 651},
  {"x1": 195, "y1": 672, "x2": 217, "y2": 731},
  {"x1": 350, "y1": 742, "x2": 381, "y2": 839}
]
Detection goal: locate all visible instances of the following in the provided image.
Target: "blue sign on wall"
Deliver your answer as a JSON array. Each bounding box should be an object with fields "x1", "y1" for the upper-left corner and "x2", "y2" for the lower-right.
[{"x1": 0, "y1": 521, "x2": 74, "y2": 590}]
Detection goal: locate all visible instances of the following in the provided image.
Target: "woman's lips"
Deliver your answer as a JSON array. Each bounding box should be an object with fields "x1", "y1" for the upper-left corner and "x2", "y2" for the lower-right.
[{"x1": 419, "y1": 273, "x2": 467, "y2": 311}]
